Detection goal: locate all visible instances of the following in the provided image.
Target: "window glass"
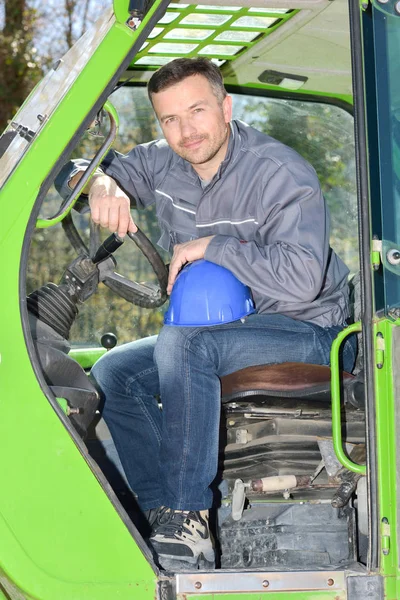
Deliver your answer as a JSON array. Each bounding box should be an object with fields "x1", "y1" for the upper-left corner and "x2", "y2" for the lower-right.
[
  {"x1": 0, "y1": 9, "x2": 114, "y2": 188},
  {"x1": 372, "y1": 7, "x2": 400, "y2": 313},
  {"x1": 27, "y1": 88, "x2": 357, "y2": 348},
  {"x1": 231, "y1": 96, "x2": 358, "y2": 275}
]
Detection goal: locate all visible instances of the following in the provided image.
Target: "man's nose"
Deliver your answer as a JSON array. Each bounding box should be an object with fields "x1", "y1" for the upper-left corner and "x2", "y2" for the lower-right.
[{"x1": 180, "y1": 117, "x2": 196, "y2": 137}]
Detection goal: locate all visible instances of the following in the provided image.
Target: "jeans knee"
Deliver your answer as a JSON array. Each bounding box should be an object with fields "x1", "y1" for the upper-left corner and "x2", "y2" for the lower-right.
[
  {"x1": 154, "y1": 326, "x2": 209, "y2": 370},
  {"x1": 91, "y1": 348, "x2": 132, "y2": 396},
  {"x1": 91, "y1": 351, "x2": 112, "y2": 387}
]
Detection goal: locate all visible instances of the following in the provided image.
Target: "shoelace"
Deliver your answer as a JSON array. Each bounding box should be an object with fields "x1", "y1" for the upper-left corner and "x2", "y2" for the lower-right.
[{"x1": 155, "y1": 509, "x2": 196, "y2": 539}]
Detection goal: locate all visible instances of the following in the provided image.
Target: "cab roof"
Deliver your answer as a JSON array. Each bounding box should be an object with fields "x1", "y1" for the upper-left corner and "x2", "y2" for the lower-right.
[{"x1": 124, "y1": 0, "x2": 352, "y2": 102}]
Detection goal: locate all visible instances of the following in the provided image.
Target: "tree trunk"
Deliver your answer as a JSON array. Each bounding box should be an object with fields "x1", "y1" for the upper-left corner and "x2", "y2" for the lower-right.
[{"x1": 0, "y1": 0, "x2": 41, "y2": 132}]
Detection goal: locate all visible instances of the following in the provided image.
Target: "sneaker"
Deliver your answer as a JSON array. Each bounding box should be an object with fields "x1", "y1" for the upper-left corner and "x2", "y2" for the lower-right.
[
  {"x1": 144, "y1": 507, "x2": 162, "y2": 528},
  {"x1": 149, "y1": 508, "x2": 215, "y2": 571}
]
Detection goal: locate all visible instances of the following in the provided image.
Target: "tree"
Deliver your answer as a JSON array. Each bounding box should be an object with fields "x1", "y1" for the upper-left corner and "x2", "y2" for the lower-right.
[
  {"x1": 0, "y1": 0, "x2": 107, "y2": 132},
  {"x1": 0, "y1": 0, "x2": 41, "y2": 132}
]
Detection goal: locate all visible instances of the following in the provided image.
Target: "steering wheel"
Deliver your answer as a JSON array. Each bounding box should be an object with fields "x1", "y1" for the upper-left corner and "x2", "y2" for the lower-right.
[{"x1": 61, "y1": 211, "x2": 168, "y2": 309}]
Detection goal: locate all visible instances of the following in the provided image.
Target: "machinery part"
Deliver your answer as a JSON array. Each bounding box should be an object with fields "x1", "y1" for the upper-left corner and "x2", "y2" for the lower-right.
[
  {"x1": 318, "y1": 438, "x2": 358, "y2": 478},
  {"x1": 36, "y1": 101, "x2": 119, "y2": 228},
  {"x1": 62, "y1": 212, "x2": 168, "y2": 309},
  {"x1": 27, "y1": 282, "x2": 78, "y2": 340},
  {"x1": 99, "y1": 230, "x2": 168, "y2": 308},
  {"x1": 330, "y1": 322, "x2": 366, "y2": 475},
  {"x1": 356, "y1": 477, "x2": 368, "y2": 535},
  {"x1": 331, "y1": 444, "x2": 366, "y2": 508},
  {"x1": 331, "y1": 471, "x2": 362, "y2": 508},
  {"x1": 164, "y1": 259, "x2": 255, "y2": 327},
  {"x1": 219, "y1": 503, "x2": 356, "y2": 569},
  {"x1": 101, "y1": 332, "x2": 117, "y2": 350},
  {"x1": 251, "y1": 475, "x2": 311, "y2": 493},
  {"x1": 231, "y1": 479, "x2": 249, "y2": 521}
]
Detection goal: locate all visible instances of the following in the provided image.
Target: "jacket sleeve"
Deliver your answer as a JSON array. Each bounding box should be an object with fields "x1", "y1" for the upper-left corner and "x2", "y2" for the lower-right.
[
  {"x1": 204, "y1": 161, "x2": 330, "y2": 304},
  {"x1": 54, "y1": 141, "x2": 166, "y2": 209}
]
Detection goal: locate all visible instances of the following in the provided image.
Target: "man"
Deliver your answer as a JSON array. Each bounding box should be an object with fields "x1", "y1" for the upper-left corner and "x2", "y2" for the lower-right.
[{"x1": 59, "y1": 57, "x2": 355, "y2": 570}]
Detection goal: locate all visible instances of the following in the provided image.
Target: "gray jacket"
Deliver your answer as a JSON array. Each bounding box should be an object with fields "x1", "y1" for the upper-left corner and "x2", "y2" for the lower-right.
[{"x1": 59, "y1": 119, "x2": 350, "y2": 327}]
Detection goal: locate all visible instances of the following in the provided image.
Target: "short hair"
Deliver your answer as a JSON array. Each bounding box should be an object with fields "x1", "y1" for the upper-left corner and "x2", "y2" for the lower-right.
[{"x1": 148, "y1": 57, "x2": 227, "y2": 104}]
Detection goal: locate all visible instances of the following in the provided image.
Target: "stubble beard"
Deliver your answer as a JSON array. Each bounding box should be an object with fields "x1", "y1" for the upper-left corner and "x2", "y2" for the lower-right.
[{"x1": 177, "y1": 124, "x2": 229, "y2": 165}]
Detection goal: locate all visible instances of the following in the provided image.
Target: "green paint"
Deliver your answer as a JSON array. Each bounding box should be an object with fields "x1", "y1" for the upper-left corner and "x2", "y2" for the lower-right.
[
  {"x1": 113, "y1": 0, "x2": 132, "y2": 24},
  {"x1": 130, "y1": 5, "x2": 297, "y2": 68},
  {"x1": 56, "y1": 397, "x2": 69, "y2": 415},
  {"x1": 0, "y1": 1, "x2": 166, "y2": 597},
  {"x1": 35, "y1": 101, "x2": 120, "y2": 229},
  {"x1": 374, "y1": 319, "x2": 399, "y2": 578},
  {"x1": 330, "y1": 322, "x2": 366, "y2": 474},
  {"x1": 69, "y1": 347, "x2": 107, "y2": 369},
  {"x1": 1, "y1": 0, "x2": 400, "y2": 596}
]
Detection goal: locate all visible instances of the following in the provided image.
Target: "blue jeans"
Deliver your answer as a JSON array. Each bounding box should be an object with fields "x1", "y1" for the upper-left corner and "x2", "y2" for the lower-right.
[{"x1": 91, "y1": 313, "x2": 356, "y2": 512}]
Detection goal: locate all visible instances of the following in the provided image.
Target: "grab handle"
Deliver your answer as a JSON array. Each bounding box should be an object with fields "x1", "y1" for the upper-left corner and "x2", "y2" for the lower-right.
[
  {"x1": 330, "y1": 322, "x2": 366, "y2": 475},
  {"x1": 36, "y1": 100, "x2": 119, "y2": 228}
]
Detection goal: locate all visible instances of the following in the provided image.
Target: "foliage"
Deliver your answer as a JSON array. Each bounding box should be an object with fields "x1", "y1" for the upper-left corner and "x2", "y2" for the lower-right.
[
  {"x1": 27, "y1": 87, "x2": 167, "y2": 347},
  {"x1": 0, "y1": 0, "x2": 109, "y2": 132},
  {"x1": 235, "y1": 97, "x2": 359, "y2": 273},
  {"x1": 0, "y1": 0, "x2": 42, "y2": 132},
  {"x1": 27, "y1": 90, "x2": 358, "y2": 348}
]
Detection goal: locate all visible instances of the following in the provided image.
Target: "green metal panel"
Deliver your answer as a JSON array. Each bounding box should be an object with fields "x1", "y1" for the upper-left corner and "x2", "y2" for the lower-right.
[
  {"x1": 130, "y1": 4, "x2": 297, "y2": 68},
  {"x1": 177, "y1": 592, "x2": 346, "y2": 600},
  {"x1": 0, "y1": 0, "x2": 399, "y2": 597},
  {"x1": 330, "y1": 322, "x2": 366, "y2": 474},
  {"x1": 70, "y1": 347, "x2": 107, "y2": 369},
  {"x1": 374, "y1": 319, "x2": 399, "y2": 585},
  {"x1": 0, "y1": 2, "x2": 167, "y2": 598}
]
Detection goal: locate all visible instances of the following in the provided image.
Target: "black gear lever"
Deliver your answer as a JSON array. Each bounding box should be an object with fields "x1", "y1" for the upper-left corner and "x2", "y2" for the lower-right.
[
  {"x1": 92, "y1": 233, "x2": 124, "y2": 264},
  {"x1": 101, "y1": 332, "x2": 117, "y2": 351}
]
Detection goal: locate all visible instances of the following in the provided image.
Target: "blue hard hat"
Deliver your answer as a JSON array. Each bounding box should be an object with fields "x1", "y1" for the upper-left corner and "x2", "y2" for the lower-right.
[{"x1": 164, "y1": 259, "x2": 256, "y2": 327}]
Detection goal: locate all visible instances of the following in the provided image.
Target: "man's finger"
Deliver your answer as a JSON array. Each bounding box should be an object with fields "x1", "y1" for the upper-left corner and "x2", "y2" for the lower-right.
[
  {"x1": 167, "y1": 254, "x2": 185, "y2": 293},
  {"x1": 109, "y1": 205, "x2": 120, "y2": 234},
  {"x1": 117, "y1": 205, "x2": 130, "y2": 238},
  {"x1": 128, "y1": 216, "x2": 138, "y2": 233},
  {"x1": 99, "y1": 204, "x2": 111, "y2": 229},
  {"x1": 91, "y1": 202, "x2": 100, "y2": 224}
]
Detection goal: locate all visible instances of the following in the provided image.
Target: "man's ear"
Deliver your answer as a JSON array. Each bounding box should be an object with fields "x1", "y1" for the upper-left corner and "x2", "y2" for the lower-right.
[{"x1": 222, "y1": 94, "x2": 233, "y2": 123}]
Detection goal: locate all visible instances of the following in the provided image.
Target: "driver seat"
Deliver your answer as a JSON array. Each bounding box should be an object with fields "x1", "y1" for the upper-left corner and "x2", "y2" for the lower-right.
[
  {"x1": 220, "y1": 361, "x2": 362, "y2": 407},
  {"x1": 220, "y1": 271, "x2": 362, "y2": 408}
]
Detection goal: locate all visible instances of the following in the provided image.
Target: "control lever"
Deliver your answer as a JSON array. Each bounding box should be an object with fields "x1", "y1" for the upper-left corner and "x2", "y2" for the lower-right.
[
  {"x1": 101, "y1": 332, "x2": 117, "y2": 351},
  {"x1": 92, "y1": 233, "x2": 124, "y2": 264}
]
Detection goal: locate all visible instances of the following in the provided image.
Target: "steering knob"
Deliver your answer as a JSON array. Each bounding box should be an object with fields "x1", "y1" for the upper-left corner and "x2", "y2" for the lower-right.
[{"x1": 101, "y1": 332, "x2": 117, "y2": 351}]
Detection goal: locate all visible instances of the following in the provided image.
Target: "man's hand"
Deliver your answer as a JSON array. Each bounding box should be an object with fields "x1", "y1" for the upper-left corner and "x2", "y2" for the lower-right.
[
  {"x1": 168, "y1": 236, "x2": 215, "y2": 294},
  {"x1": 89, "y1": 175, "x2": 137, "y2": 238}
]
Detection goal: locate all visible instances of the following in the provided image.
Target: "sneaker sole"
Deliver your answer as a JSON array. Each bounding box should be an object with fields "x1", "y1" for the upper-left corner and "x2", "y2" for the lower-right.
[{"x1": 157, "y1": 551, "x2": 215, "y2": 572}]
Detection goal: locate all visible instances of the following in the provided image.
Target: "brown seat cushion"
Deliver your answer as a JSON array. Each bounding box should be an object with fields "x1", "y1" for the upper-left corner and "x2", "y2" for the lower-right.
[{"x1": 221, "y1": 362, "x2": 354, "y2": 397}]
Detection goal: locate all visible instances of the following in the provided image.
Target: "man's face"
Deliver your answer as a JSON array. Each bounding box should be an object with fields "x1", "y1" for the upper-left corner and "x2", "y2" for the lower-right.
[{"x1": 151, "y1": 74, "x2": 232, "y2": 170}]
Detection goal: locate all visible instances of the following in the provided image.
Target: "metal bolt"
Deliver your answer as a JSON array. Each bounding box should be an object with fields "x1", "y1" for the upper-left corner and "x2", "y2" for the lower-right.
[
  {"x1": 194, "y1": 582, "x2": 202, "y2": 590},
  {"x1": 386, "y1": 248, "x2": 400, "y2": 265},
  {"x1": 395, "y1": 1, "x2": 400, "y2": 13},
  {"x1": 262, "y1": 580, "x2": 270, "y2": 588},
  {"x1": 327, "y1": 578, "x2": 335, "y2": 586}
]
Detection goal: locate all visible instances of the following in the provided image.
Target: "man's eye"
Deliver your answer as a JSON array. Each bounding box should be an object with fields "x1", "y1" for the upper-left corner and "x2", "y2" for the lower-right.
[
  {"x1": 165, "y1": 117, "x2": 177, "y2": 124},
  {"x1": 194, "y1": 108, "x2": 204, "y2": 113}
]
